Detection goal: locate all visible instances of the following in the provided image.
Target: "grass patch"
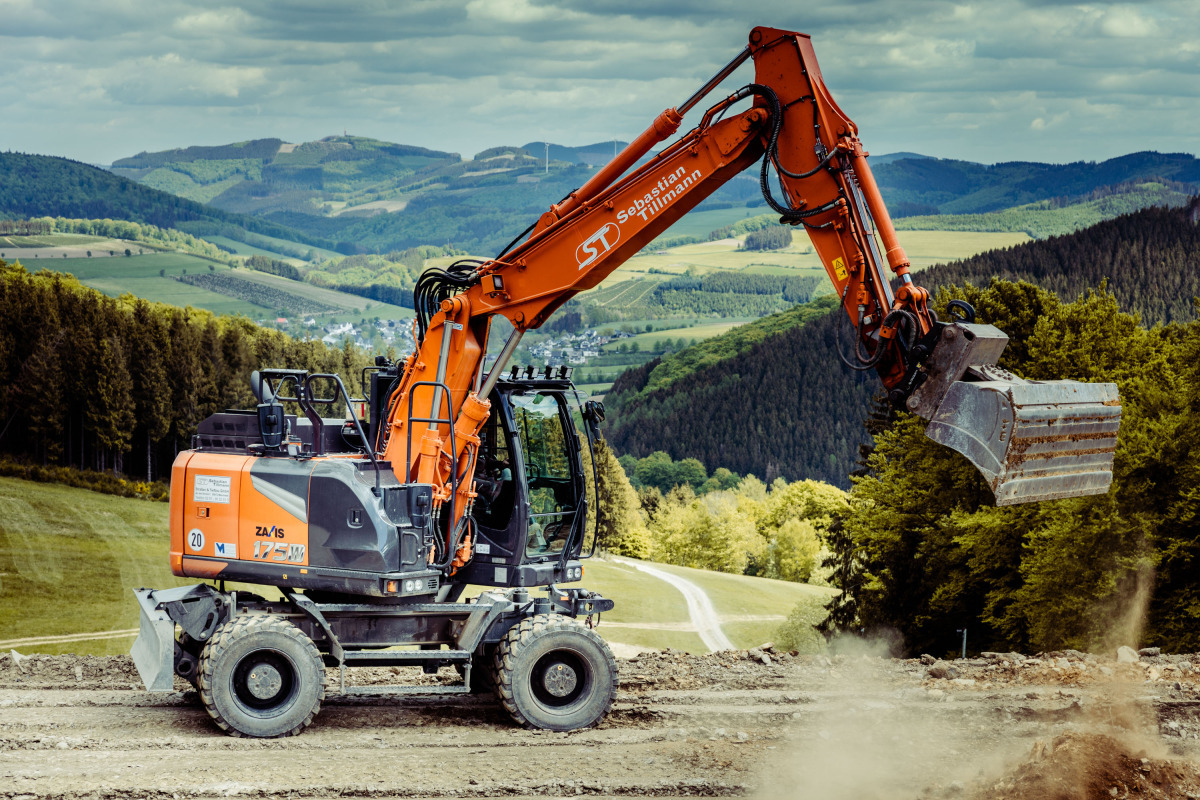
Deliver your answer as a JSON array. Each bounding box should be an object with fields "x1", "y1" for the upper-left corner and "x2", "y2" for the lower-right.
[
  {"x1": 42, "y1": 255, "x2": 411, "y2": 324},
  {"x1": 601, "y1": 321, "x2": 750, "y2": 351},
  {"x1": 204, "y1": 235, "x2": 306, "y2": 263},
  {"x1": 0, "y1": 479, "x2": 827, "y2": 658},
  {"x1": 643, "y1": 559, "x2": 835, "y2": 619},
  {"x1": 0, "y1": 477, "x2": 188, "y2": 652}
]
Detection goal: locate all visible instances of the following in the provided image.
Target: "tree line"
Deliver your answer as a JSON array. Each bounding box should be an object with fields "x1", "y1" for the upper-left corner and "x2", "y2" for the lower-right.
[
  {"x1": 826, "y1": 278, "x2": 1200, "y2": 654},
  {"x1": 0, "y1": 259, "x2": 372, "y2": 481},
  {"x1": 591, "y1": 438, "x2": 843, "y2": 587}
]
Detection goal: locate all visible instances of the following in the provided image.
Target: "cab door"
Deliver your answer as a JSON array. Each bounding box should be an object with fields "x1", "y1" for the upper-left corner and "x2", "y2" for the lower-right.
[{"x1": 509, "y1": 391, "x2": 581, "y2": 560}]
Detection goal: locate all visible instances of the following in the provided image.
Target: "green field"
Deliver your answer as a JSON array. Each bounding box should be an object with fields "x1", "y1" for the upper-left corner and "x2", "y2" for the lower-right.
[
  {"x1": 600, "y1": 230, "x2": 1030, "y2": 285},
  {"x1": 203, "y1": 235, "x2": 305, "y2": 263},
  {"x1": 203, "y1": 232, "x2": 342, "y2": 262},
  {"x1": 0, "y1": 477, "x2": 830, "y2": 657},
  {"x1": 647, "y1": 205, "x2": 771, "y2": 241},
  {"x1": 602, "y1": 320, "x2": 752, "y2": 352},
  {"x1": 45, "y1": 254, "x2": 411, "y2": 324},
  {"x1": 1, "y1": 233, "x2": 103, "y2": 248}
]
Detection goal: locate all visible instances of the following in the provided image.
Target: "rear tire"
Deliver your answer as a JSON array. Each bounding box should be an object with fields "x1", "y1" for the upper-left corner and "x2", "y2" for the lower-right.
[
  {"x1": 494, "y1": 614, "x2": 617, "y2": 731},
  {"x1": 197, "y1": 615, "x2": 325, "y2": 738}
]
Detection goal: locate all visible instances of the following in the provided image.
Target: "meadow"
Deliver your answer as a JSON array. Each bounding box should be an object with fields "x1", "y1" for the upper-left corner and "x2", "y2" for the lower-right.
[
  {"x1": 0, "y1": 477, "x2": 831, "y2": 657},
  {"x1": 41, "y1": 252, "x2": 411, "y2": 325}
]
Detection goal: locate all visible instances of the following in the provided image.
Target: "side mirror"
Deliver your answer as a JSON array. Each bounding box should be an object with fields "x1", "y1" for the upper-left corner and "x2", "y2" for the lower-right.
[
  {"x1": 251, "y1": 370, "x2": 275, "y2": 404},
  {"x1": 583, "y1": 400, "x2": 606, "y2": 425}
]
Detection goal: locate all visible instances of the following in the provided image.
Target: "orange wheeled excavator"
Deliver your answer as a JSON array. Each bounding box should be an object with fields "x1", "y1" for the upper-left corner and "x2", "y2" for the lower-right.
[{"x1": 133, "y1": 26, "x2": 1121, "y2": 737}]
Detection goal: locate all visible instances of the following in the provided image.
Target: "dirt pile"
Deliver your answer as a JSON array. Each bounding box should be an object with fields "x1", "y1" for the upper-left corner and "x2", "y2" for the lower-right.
[
  {"x1": 919, "y1": 649, "x2": 1200, "y2": 694},
  {"x1": 0, "y1": 651, "x2": 142, "y2": 690},
  {"x1": 972, "y1": 731, "x2": 1200, "y2": 800}
]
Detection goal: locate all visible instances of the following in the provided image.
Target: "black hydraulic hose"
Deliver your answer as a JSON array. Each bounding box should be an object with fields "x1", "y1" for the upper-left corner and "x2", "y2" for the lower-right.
[
  {"x1": 883, "y1": 309, "x2": 919, "y2": 353},
  {"x1": 736, "y1": 83, "x2": 843, "y2": 222},
  {"x1": 834, "y1": 282, "x2": 879, "y2": 373},
  {"x1": 495, "y1": 220, "x2": 536, "y2": 260}
]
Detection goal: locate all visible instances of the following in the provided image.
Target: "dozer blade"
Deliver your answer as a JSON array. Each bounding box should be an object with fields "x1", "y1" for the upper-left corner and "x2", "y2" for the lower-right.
[
  {"x1": 130, "y1": 588, "x2": 177, "y2": 692},
  {"x1": 926, "y1": 376, "x2": 1120, "y2": 505}
]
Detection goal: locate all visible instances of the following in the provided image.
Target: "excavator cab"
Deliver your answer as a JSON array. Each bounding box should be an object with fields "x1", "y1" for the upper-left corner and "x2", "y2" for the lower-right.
[{"x1": 457, "y1": 366, "x2": 594, "y2": 588}]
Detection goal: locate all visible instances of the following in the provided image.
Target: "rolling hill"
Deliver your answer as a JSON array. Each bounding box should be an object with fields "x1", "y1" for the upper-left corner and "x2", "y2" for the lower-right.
[
  {"x1": 873, "y1": 150, "x2": 1200, "y2": 216},
  {"x1": 108, "y1": 131, "x2": 1200, "y2": 256},
  {"x1": 0, "y1": 152, "x2": 346, "y2": 254},
  {"x1": 602, "y1": 198, "x2": 1200, "y2": 486}
]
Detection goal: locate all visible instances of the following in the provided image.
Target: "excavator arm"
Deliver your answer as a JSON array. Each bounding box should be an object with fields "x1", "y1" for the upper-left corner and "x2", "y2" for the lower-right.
[{"x1": 377, "y1": 26, "x2": 1120, "y2": 559}]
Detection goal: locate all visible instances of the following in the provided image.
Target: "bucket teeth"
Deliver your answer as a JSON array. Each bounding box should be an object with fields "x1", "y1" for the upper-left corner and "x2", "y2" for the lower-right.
[{"x1": 925, "y1": 378, "x2": 1120, "y2": 505}]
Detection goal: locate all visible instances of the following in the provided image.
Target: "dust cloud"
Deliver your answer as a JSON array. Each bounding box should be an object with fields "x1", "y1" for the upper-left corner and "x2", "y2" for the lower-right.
[{"x1": 754, "y1": 636, "x2": 1020, "y2": 800}]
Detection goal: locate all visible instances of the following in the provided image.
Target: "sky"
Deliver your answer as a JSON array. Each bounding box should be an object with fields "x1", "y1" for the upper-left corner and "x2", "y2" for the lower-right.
[{"x1": 1, "y1": 0, "x2": 1196, "y2": 167}]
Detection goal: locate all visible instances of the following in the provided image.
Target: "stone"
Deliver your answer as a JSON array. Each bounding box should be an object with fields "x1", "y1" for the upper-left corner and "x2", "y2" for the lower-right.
[
  {"x1": 927, "y1": 661, "x2": 956, "y2": 680},
  {"x1": 1116, "y1": 646, "x2": 1139, "y2": 664},
  {"x1": 1139, "y1": 647, "x2": 1161, "y2": 657},
  {"x1": 920, "y1": 654, "x2": 936, "y2": 665}
]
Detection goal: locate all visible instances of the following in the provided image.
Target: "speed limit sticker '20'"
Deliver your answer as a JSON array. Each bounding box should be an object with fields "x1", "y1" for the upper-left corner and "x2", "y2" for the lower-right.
[{"x1": 187, "y1": 528, "x2": 205, "y2": 552}]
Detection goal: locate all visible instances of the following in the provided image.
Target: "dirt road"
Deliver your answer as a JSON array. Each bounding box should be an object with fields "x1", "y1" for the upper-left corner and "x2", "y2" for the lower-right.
[
  {"x1": 2, "y1": 648, "x2": 1199, "y2": 799},
  {"x1": 616, "y1": 557, "x2": 736, "y2": 652}
]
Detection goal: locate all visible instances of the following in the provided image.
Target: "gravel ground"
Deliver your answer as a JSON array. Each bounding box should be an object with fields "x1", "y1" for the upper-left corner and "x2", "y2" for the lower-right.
[{"x1": 2, "y1": 645, "x2": 1199, "y2": 799}]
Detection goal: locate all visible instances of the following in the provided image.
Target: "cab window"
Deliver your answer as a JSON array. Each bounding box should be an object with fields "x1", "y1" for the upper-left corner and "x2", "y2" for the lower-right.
[{"x1": 510, "y1": 392, "x2": 577, "y2": 558}]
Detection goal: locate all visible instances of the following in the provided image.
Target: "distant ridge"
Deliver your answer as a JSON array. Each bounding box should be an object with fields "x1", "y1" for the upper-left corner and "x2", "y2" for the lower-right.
[
  {"x1": 0, "y1": 152, "x2": 346, "y2": 252},
  {"x1": 105, "y1": 132, "x2": 1200, "y2": 253},
  {"x1": 873, "y1": 150, "x2": 1200, "y2": 216}
]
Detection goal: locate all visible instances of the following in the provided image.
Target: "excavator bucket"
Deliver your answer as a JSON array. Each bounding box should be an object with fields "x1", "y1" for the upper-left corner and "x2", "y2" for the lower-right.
[
  {"x1": 926, "y1": 377, "x2": 1120, "y2": 505},
  {"x1": 909, "y1": 323, "x2": 1121, "y2": 505}
]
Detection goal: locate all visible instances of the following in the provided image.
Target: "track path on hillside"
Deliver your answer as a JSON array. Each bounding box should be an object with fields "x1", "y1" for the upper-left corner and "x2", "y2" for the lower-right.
[{"x1": 614, "y1": 558, "x2": 736, "y2": 652}]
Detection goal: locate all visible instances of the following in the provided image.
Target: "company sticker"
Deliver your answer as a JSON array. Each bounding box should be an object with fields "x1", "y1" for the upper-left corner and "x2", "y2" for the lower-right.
[
  {"x1": 187, "y1": 528, "x2": 205, "y2": 553},
  {"x1": 193, "y1": 475, "x2": 232, "y2": 504},
  {"x1": 476, "y1": 543, "x2": 491, "y2": 555},
  {"x1": 214, "y1": 541, "x2": 237, "y2": 559}
]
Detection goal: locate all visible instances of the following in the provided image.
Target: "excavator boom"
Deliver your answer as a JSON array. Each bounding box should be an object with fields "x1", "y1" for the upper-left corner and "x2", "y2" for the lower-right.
[{"x1": 381, "y1": 26, "x2": 1120, "y2": 521}]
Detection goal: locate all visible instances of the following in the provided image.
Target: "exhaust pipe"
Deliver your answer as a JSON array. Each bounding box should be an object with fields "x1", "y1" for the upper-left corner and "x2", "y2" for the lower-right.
[{"x1": 907, "y1": 323, "x2": 1121, "y2": 506}]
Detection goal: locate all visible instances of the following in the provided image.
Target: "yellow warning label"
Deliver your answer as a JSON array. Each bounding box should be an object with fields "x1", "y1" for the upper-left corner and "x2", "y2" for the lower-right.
[{"x1": 832, "y1": 257, "x2": 848, "y2": 281}]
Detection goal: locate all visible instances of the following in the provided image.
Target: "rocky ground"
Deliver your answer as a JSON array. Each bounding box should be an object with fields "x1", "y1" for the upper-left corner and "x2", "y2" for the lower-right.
[{"x1": 2, "y1": 644, "x2": 1199, "y2": 799}]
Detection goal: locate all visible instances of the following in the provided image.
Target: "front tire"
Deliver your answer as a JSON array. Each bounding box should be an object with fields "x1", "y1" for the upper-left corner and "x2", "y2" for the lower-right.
[
  {"x1": 494, "y1": 615, "x2": 617, "y2": 731},
  {"x1": 197, "y1": 615, "x2": 325, "y2": 738}
]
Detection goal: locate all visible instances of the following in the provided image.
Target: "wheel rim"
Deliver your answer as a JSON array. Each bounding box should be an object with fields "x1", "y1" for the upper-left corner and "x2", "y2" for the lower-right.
[
  {"x1": 529, "y1": 649, "x2": 590, "y2": 709},
  {"x1": 231, "y1": 649, "x2": 298, "y2": 715}
]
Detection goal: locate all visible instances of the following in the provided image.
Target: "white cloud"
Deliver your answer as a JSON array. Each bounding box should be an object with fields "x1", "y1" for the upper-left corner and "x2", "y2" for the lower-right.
[{"x1": 0, "y1": 0, "x2": 1194, "y2": 165}]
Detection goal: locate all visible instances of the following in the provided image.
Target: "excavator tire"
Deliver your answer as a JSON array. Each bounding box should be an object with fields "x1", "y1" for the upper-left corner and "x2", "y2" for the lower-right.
[
  {"x1": 494, "y1": 614, "x2": 617, "y2": 731},
  {"x1": 197, "y1": 615, "x2": 325, "y2": 738}
]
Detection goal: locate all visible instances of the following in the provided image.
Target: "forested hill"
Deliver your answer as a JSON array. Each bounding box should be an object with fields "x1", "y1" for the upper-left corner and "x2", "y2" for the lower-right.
[
  {"x1": 0, "y1": 152, "x2": 343, "y2": 252},
  {"x1": 874, "y1": 150, "x2": 1200, "y2": 217},
  {"x1": 603, "y1": 198, "x2": 1200, "y2": 486}
]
